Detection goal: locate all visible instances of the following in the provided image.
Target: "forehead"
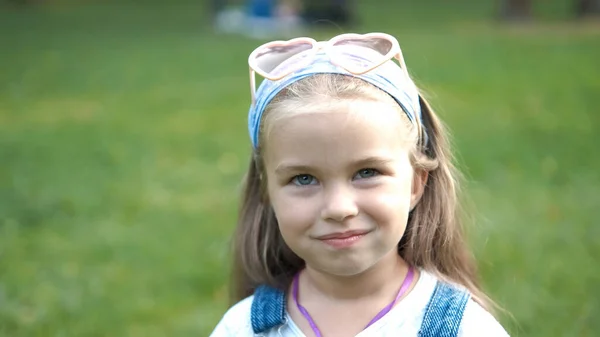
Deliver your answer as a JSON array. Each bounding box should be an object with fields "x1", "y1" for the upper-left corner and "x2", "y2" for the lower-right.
[{"x1": 263, "y1": 100, "x2": 412, "y2": 166}]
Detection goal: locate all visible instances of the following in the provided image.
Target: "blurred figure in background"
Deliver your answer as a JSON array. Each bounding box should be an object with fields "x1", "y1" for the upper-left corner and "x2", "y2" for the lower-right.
[
  {"x1": 214, "y1": 0, "x2": 303, "y2": 38},
  {"x1": 213, "y1": 0, "x2": 356, "y2": 38}
]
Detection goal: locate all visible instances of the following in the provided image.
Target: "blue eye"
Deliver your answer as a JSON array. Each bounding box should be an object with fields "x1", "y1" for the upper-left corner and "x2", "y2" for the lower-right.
[
  {"x1": 355, "y1": 168, "x2": 379, "y2": 179},
  {"x1": 292, "y1": 174, "x2": 317, "y2": 186}
]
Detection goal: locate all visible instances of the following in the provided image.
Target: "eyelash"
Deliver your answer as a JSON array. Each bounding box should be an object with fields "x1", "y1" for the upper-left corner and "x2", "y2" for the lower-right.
[{"x1": 290, "y1": 168, "x2": 381, "y2": 186}]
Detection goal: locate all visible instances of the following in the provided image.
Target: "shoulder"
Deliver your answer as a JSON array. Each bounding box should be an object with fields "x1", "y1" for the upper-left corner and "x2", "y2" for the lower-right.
[
  {"x1": 417, "y1": 270, "x2": 510, "y2": 337},
  {"x1": 458, "y1": 300, "x2": 510, "y2": 337},
  {"x1": 209, "y1": 296, "x2": 255, "y2": 337}
]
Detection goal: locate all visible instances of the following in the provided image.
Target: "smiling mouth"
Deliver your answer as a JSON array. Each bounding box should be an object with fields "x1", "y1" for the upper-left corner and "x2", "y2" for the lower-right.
[{"x1": 316, "y1": 230, "x2": 370, "y2": 248}]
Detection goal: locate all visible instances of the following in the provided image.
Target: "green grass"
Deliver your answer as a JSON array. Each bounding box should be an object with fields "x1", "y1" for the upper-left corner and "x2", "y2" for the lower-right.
[{"x1": 0, "y1": 1, "x2": 598, "y2": 336}]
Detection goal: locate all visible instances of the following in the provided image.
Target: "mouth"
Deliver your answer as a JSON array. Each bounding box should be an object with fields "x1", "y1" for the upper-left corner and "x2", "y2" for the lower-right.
[{"x1": 316, "y1": 230, "x2": 370, "y2": 248}]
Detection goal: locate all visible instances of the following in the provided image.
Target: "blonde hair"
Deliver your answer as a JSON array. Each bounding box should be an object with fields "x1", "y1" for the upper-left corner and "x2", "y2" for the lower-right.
[{"x1": 230, "y1": 74, "x2": 496, "y2": 313}]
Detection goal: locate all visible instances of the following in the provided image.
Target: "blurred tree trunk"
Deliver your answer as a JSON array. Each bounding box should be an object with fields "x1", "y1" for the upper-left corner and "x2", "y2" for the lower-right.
[
  {"x1": 576, "y1": 0, "x2": 600, "y2": 17},
  {"x1": 499, "y1": 0, "x2": 532, "y2": 20}
]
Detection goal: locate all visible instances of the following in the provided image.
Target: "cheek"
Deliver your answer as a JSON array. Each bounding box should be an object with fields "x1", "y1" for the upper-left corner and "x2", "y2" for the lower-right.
[
  {"x1": 362, "y1": 179, "x2": 412, "y2": 228},
  {"x1": 268, "y1": 187, "x2": 317, "y2": 234}
]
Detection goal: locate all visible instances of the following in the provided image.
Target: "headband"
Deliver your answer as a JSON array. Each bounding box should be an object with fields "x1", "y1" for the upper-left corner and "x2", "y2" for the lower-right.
[{"x1": 248, "y1": 51, "x2": 426, "y2": 149}]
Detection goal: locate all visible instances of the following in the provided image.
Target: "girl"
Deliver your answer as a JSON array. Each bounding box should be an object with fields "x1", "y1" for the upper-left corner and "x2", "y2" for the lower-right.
[{"x1": 210, "y1": 33, "x2": 509, "y2": 336}]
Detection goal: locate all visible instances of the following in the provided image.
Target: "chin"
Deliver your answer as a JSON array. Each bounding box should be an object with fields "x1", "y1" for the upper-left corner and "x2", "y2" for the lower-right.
[{"x1": 315, "y1": 258, "x2": 376, "y2": 277}]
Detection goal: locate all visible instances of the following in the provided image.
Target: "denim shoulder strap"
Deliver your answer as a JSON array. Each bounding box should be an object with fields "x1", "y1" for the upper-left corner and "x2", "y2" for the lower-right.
[
  {"x1": 250, "y1": 285, "x2": 287, "y2": 334},
  {"x1": 418, "y1": 280, "x2": 470, "y2": 337}
]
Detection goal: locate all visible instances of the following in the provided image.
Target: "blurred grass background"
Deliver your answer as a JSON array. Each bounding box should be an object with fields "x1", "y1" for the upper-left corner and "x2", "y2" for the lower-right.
[{"x1": 0, "y1": 0, "x2": 598, "y2": 336}]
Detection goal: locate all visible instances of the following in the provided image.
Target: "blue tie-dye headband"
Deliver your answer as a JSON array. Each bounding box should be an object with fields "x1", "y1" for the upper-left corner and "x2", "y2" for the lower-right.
[{"x1": 248, "y1": 51, "x2": 426, "y2": 149}]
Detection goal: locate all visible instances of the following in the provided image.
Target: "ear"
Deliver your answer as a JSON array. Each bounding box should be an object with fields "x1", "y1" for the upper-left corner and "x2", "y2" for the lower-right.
[{"x1": 410, "y1": 169, "x2": 428, "y2": 210}]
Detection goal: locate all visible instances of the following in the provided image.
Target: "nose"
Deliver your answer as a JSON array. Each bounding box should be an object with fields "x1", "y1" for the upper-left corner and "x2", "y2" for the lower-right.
[{"x1": 320, "y1": 184, "x2": 359, "y2": 223}]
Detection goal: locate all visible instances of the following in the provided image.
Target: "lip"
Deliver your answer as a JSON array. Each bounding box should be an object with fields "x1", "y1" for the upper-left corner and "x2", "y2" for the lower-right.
[
  {"x1": 316, "y1": 230, "x2": 370, "y2": 249},
  {"x1": 317, "y1": 230, "x2": 371, "y2": 240}
]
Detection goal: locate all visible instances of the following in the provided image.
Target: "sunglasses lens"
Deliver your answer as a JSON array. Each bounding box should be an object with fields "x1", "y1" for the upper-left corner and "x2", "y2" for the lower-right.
[
  {"x1": 334, "y1": 37, "x2": 393, "y2": 56},
  {"x1": 254, "y1": 42, "x2": 314, "y2": 78},
  {"x1": 331, "y1": 37, "x2": 394, "y2": 72}
]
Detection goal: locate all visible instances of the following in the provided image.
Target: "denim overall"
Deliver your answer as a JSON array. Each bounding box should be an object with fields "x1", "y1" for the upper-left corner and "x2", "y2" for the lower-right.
[{"x1": 250, "y1": 280, "x2": 470, "y2": 337}]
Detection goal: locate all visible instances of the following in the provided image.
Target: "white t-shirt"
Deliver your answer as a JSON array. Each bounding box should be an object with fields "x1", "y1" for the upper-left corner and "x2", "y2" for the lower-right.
[{"x1": 210, "y1": 270, "x2": 509, "y2": 336}]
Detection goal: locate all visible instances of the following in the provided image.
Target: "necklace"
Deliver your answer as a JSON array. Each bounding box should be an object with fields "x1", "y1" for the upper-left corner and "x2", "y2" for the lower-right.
[{"x1": 292, "y1": 266, "x2": 415, "y2": 337}]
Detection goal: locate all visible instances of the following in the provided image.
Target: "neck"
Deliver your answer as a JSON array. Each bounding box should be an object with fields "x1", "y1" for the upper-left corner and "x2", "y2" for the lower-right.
[{"x1": 302, "y1": 252, "x2": 409, "y2": 301}]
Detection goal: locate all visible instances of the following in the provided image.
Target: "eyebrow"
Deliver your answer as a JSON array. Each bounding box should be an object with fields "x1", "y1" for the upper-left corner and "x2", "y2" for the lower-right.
[
  {"x1": 274, "y1": 164, "x2": 314, "y2": 176},
  {"x1": 352, "y1": 156, "x2": 395, "y2": 168},
  {"x1": 274, "y1": 156, "x2": 395, "y2": 176}
]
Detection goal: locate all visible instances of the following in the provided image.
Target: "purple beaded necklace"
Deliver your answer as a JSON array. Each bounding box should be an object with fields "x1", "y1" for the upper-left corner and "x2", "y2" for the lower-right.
[{"x1": 292, "y1": 266, "x2": 415, "y2": 337}]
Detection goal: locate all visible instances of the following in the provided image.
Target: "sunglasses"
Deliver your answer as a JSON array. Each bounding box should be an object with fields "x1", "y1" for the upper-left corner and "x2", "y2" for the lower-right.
[{"x1": 247, "y1": 32, "x2": 423, "y2": 142}]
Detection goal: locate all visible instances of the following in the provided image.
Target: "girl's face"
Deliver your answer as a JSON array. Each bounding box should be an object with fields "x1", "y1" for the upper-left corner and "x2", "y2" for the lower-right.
[{"x1": 263, "y1": 99, "x2": 425, "y2": 277}]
